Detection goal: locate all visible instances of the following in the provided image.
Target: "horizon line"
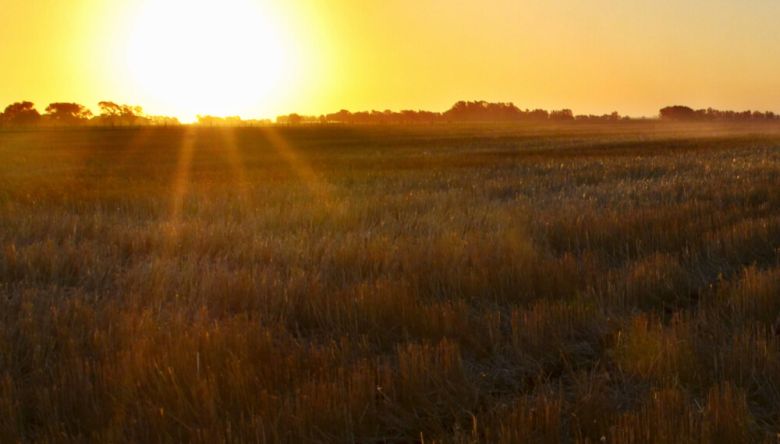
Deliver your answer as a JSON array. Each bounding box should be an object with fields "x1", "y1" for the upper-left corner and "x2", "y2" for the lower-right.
[{"x1": 5, "y1": 100, "x2": 780, "y2": 125}]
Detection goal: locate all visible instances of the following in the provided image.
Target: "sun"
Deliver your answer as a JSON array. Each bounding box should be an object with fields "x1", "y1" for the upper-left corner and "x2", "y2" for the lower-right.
[{"x1": 126, "y1": 0, "x2": 293, "y2": 121}]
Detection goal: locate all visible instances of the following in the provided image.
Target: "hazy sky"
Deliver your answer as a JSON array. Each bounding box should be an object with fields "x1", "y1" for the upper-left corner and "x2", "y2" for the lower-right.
[{"x1": 3, "y1": 0, "x2": 780, "y2": 120}]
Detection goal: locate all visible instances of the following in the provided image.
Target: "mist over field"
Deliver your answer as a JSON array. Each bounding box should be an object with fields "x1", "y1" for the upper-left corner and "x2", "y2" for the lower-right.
[{"x1": 1, "y1": 123, "x2": 778, "y2": 441}]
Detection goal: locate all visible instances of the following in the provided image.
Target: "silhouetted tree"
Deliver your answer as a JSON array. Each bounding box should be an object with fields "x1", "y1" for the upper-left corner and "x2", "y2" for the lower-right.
[
  {"x1": 97, "y1": 101, "x2": 123, "y2": 126},
  {"x1": 325, "y1": 109, "x2": 353, "y2": 123},
  {"x1": 2, "y1": 101, "x2": 41, "y2": 126},
  {"x1": 45, "y1": 102, "x2": 92, "y2": 125},
  {"x1": 444, "y1": 101, "x2": 523, "y2": 122},
  {"x1": 288, "y1": 113, "x2": 303, "y2": 125},
  {"x1": 97, "y1": 101, "x2": 145, "y2": 126},
  {"x1": 277, "y1": 113, "x2": 319, "y2": 125},
  {"x1": 659, "y1": 106, "x2": 697, "y2": 120},
  {"x1": 440, "y1": 101, "x2": 564, "y2": 122},
  {"x1": 526, "y1": 109, "x2": 550, "y2": 120},
  {"x1": 549, "y1": 109, "x2": 574, "y2": 121},
  {"x1": 98, "y1": 101, "x2": 122, "y2": 118}
]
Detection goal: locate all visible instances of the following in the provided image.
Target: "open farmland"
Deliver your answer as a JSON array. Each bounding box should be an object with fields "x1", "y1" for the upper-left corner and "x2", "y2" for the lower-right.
[{"x1": 1, "y1": 123, "x2": 779, "y2": 442}]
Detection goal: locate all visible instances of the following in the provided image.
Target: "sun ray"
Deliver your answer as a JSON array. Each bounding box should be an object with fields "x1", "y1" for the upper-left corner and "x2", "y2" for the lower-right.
[
  {"x1": 165, "y1": 127, "x2": 196, "y2": 244},
  {"x1": 259, "y1": 126, "x2": 339, "y2": 211},
  {"x1": 218, "y1": 127, "x2": 250, "y2": 204}
]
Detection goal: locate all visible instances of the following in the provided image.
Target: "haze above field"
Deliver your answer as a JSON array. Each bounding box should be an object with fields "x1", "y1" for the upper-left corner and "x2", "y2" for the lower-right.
[{"x1": 3, "y1": 0, "x2": 780, "y2": 121}]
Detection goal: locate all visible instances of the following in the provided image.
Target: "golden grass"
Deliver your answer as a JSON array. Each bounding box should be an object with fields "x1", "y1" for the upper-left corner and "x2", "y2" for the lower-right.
[{"x1": 0, "y1": 123, "x2": 779, "y2": 442}]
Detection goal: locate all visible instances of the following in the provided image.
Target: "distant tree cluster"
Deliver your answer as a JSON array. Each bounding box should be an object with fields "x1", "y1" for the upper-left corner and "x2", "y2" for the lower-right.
[
  {"x1": 0, "y1": 101, "x2": 180, "y2": 128},
  {"x1": 277, "y1": 101, "x2": 618, "y2": 125},
  {"x1": 445, "y1": 101, "x2": 567, "y2": 122},
  {"x1": 196, "y1": 115, "x2": 272, "y2": 127},
  {"x1": 1, "y1": 102, "x2": 40, "y2": 126},
  {"x1": 659, "y1": 105, "x2": 779, "y2": 121},
  {"x1": 574, "y1": 111, "x2": 623, "y2": 122}
]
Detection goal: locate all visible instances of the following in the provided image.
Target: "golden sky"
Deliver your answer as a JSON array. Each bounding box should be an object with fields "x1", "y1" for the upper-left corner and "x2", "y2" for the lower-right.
[{"x1": 2, "y1": 0, "x2": 780, "y2": 120}]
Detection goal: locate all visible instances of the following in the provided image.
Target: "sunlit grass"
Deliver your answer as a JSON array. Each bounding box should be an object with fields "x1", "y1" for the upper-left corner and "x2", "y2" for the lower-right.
[{"x1": 0, "y1": 123, "x2": 778, "y2": 441}]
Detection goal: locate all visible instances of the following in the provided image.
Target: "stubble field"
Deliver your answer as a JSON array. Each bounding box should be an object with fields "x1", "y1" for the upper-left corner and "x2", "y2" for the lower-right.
[{"x1": 0, "y1": 123, "x2": 779, "y2": 442}]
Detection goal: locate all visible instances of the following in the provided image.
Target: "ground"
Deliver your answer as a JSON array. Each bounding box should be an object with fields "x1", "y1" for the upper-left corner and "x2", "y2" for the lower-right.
[{"x1": 0, "y1": 123, "x2": 779, "y2": 442}]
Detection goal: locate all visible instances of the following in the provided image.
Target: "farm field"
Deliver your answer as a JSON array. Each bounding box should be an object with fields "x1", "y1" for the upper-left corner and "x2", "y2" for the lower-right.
[{"x1": 1, "y1": 123, "x2": 779, "y2": 442}]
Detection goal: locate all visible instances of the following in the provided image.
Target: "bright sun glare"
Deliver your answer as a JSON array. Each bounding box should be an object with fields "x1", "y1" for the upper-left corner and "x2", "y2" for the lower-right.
[{"x1": 127, "y1": 0, "x2": 291, "y2": 121}]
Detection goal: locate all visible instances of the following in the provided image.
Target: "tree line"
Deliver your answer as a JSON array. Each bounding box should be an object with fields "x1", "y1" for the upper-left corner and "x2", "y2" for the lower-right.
[
  {"x1": 277, "y1": 101, "x2": 623, "y2": 124},
  {"x1": 0, "y1": 101, "x2": 180, "y2": 127},
  {"x1": 659, "y1": 105, "x2": 779, "y2": 121},
  {"x1": 281, "y1": 102, "x2": 780, "y2": 125},
  {"x1": 4, "y1": 100, "x2": 780, "y2": 127}
]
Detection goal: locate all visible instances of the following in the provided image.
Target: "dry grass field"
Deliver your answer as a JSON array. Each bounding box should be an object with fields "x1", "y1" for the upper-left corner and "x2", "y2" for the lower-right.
[{"x1": 0, "y1": 123, "x2": 779, "y2": 442}]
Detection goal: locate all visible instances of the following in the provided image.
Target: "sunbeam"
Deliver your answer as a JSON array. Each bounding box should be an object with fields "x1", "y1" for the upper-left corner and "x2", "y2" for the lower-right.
[
  {"x1": 259, "y1": 126, "x2": 339, "y2": 211},
  {"x1": 166, "y1": 127, "x2": 196, "y2": 240},
  {"x1": 218, "y1": 127, "x2": 250, "y2": 204}
]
